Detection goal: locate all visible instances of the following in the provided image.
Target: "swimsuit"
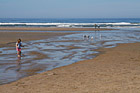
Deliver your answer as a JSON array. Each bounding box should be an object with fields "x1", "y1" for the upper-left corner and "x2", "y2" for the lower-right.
[{"x1": 16, "y1": 42, "x2": 22, "y2": 51}]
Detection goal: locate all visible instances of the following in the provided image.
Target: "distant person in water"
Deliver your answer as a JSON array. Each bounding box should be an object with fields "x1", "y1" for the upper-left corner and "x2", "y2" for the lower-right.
[
  {"x1": 16, "y1": 39, "x2": 24, "y2": 57},
  {"x1": 94, "y1": 24, "x2": 97, "y2": 29},
  {"x1": 97, "y1": 25, "x2": 100, "y2": 28}
]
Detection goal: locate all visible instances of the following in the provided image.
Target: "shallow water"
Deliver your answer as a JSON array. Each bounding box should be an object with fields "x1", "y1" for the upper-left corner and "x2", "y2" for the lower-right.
[{"x1": 0, "y1": 29, "x2": 140, "y2": 85}]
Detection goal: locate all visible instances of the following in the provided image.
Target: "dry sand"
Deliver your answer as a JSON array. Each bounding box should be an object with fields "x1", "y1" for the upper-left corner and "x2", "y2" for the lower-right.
[{"x1": 0, "y1": 29, "x2": 140, "y2": 93}]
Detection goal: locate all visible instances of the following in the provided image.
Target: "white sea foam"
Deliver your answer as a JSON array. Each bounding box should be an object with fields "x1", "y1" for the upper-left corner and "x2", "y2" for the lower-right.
[
  {"x1": 0, "y1": 22, "x2": 134, "y2": 25},
  {"x1": 0, "y1": 22, "x2": 139, "y2": 27}
]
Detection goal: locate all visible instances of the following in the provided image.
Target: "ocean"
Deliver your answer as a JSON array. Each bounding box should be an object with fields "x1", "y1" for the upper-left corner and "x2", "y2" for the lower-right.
[{"x1": 0, "y1": 18, "x2": 140, "y2": 28}]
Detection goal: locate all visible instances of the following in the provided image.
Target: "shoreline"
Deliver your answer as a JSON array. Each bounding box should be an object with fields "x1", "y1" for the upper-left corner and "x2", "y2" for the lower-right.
[
  {"x1": 0, "y1": 27, "x2": 115, "y2": 45},
  {"x1": 0, "y1": 27, "x2": 115, "y2": 47},
  {"x1": 0, "y1": 42, "x2": 140, "y2": 92},
  {"x1": 0, "y1": 27, "x2": 114, "y2": 31}
]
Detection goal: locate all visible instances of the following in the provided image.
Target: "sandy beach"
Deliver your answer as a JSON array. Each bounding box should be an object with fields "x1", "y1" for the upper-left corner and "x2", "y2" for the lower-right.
[
  {"x1": 0, "y1": 31, "x2": 75, "y2": 47},
  {"x1": 1, "y1": 0, "x2": 140, "y2": 92},
  {"x1": 0, "y1": 27, "x2": 113, "y2": 31},
  {"x1": 0, "y1": 29, "x2": 140, "y2": 92},
  {"x1": 0, "y1": 27, "x2": 114, "y2": 45}
]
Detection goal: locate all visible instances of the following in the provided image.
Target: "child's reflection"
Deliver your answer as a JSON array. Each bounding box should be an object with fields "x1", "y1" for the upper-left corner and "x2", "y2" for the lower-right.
[
  {"x1": 16, "y1": 57, "x2": 22, "y2": 79},
  {"x1": 16, "y1": 57, "x2": 21, "y2": 72}
]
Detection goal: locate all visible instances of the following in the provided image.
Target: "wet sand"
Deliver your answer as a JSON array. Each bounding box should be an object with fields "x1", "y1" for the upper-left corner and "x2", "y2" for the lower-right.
[
  {"x1": 0, "y1": 29, "x2": 140, "y2": 92},
  {"x1": 0, "y1": 31, "x2": 140, "y2": 92},
  {"x1": 0, "y1": 31, "x2": 74, "y2": 46},
  {"x1": 0, "y1": 27, "x2": 113, "y2": 46},
  {"x1": 0, "y1": 27, "x2": 113, "y2": 31}
]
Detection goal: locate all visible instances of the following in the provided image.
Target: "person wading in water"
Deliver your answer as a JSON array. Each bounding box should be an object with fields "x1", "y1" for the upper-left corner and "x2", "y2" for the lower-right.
[{"x1": 16, "y1": 39, "x2": 24, "y2": 57}]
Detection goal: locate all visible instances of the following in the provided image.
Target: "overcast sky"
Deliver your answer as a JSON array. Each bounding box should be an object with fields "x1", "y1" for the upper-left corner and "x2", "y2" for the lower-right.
[{"x1": 0, "y1": 0, "x2": 140, "y2": 18}]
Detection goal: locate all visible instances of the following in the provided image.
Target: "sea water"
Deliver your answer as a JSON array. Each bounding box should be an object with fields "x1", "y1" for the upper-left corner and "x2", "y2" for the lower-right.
[{"x1": 0, "y1": 18, "x2": 140, "y2": 28}]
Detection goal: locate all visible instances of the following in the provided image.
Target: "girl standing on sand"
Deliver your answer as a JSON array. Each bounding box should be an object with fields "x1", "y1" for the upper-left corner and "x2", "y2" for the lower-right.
[{"x1": 16, "y1": 39, "x2": 24, "y2": 57}]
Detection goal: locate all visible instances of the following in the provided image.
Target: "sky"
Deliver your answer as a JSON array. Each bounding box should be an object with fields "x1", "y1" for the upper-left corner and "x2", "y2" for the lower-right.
[{"x1": 0, "y1": 0, "x2": 140, "y2": 18}]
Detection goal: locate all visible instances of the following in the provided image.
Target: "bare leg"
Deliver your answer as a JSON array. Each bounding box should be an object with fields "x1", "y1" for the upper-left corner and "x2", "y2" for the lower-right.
[
  {"x1": 17, "y1": 51, "x2": 21, "y2": 57},
  {"x1": 19, "y1": 51, "x2": 21, "y2": 57}
]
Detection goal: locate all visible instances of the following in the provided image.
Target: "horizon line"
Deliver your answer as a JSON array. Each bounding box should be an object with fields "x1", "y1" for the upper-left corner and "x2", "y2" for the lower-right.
[{"x1": 0, "y1": 17, "x2": 140, "y2": 19}]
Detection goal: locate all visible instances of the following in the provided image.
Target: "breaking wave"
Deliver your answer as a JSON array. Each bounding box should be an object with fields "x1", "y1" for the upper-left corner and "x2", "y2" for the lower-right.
[{"x1": 0, "y1": 22, "x2": 140, "y2": 28}]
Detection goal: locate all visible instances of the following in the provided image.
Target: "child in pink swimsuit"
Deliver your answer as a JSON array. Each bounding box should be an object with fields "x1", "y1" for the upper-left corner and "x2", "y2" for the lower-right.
[{"x1": 16, "y1": 39, "x2": 23, "y2": 57}]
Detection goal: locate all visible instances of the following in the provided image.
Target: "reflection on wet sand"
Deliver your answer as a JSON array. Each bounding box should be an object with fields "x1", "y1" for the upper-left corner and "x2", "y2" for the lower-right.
[
  {"x1": 4, "y1": 57, "x2": 21, "y2": 73},
  {"x1": 15, "y1": 57, "x2": 21, "y2": 79}
]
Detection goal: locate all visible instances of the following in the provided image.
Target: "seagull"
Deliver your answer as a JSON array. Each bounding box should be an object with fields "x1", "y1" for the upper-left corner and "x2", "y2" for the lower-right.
[
  {"x1": 91, "y1": 36, "x2": 94, "y2": 40},
  {"x1": 86, "y1": 35, "x2": 90, "y2": 38},
  {"x1": 83, "y1": 35, "x2": 86, "y2": 38}
]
